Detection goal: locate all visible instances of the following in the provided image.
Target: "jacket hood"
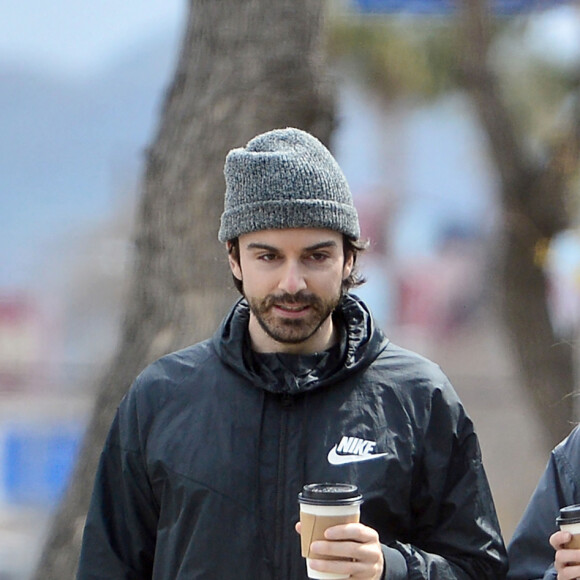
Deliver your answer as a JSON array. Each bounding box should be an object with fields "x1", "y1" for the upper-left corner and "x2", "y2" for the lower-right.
[{"x1": 212, "y1": 293, "x2": 389, "y2": 394}]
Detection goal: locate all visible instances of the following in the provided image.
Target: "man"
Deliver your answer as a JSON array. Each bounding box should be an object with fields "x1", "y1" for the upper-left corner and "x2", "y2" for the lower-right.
[
  {"x1": 77, "y1": 127, "x2": 508, "y2": 579},
  {"x1": 508, "y1": 424, "x2": 580, "y2": 580}
]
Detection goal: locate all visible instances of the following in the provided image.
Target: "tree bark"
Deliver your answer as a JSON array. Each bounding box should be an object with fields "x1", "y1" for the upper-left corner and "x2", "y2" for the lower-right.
[
  {"x1": 33, "y1": 0, "x2": 335, "y2": 577},
  {"x1": 457, "y1": 0, "x2": 579, "y2": 447}
]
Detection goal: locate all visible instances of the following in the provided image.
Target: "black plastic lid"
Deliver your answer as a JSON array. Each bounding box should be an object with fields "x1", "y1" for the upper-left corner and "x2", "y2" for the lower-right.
[
  {"x1": 557, "y1": 504, "x2": 580, "y2": 526},
  {"x1": 298, "y1": 483, "x2": 363, "y2": 506}
]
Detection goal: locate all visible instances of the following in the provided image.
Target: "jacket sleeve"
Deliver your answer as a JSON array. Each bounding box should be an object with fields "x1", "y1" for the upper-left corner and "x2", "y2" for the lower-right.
[
  {"x1": 507, "y1": 426, "x2": 580, "y2": 580},
  {"x1": 387, "y1": 385, "x2": 508, "y2": 580},
  {"x1": 76, "y1": 387, "x2": 158, "y2": 580}
]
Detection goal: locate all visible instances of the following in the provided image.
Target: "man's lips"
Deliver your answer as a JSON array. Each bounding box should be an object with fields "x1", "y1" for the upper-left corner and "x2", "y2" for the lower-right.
[{"x1": 273, "y1": 303, "x2": 310, "y2": 316}]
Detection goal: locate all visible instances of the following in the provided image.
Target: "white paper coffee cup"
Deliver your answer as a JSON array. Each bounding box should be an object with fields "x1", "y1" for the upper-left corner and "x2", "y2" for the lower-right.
[
  {"x1": 298, "y1": 483, "x2": 363, "y2": 580},
  {"x1": 557, "y1": 505, "x2": 580, "y2": 549}
]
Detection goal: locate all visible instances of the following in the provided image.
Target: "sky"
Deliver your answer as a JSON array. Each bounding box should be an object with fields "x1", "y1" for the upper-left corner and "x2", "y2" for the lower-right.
[
  {"x1": 1, "y1": 0, "x2": 186, "y2": 76},
  {"x1": 526, "y1": 3, "x2": 580, "y2": 68}
]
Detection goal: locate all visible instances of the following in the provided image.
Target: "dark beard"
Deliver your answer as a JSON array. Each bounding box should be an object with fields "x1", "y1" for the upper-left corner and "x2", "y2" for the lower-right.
[{"x1": 247, "y1": 290, "x2": 342, "y2": 345}]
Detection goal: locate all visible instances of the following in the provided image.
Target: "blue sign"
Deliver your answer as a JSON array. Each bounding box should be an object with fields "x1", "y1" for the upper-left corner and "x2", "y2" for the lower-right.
[
  {"x1": 352, "y1": 0, "x2": 568, "y2": 14},
  {"x1": 3, "y1": 425, "x2": 82, "y2": 505}
]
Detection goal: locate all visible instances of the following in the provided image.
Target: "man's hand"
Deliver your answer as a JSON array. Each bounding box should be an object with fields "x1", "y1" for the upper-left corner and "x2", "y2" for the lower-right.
[
  {"x1": 296, "y1": 521, "x2": 384, "y2": 580},
  {"x1": 550, "y1": 530, "x2": 580, "y2": 580}
]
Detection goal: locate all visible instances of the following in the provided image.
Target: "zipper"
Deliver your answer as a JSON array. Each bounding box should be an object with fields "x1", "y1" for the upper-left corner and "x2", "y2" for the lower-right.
[{"x1": 274, "y1": 392, "x2": 293, "y2": 576}]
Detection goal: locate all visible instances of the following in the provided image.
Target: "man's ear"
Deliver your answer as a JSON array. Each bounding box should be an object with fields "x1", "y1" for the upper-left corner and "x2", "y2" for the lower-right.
[
  {"x1": 227, "y1": 242, "x2": 243, "y2": 281},
  {"x1": 343, "y1": 251, "x2": 354, "y2": 280}
]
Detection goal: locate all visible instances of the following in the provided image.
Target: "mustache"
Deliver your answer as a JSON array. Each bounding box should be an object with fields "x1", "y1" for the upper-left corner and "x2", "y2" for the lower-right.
[{"x1": 263, "y1": 291, "x2": 319, "y2": 309}]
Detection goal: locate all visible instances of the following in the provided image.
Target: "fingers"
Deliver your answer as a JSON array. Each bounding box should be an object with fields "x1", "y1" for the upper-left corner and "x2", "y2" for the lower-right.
[
  {"x1": 551, "y1": 531, "x2": 573, "y2": 550},
  {"x1": 324, "y1": 523, "x2": 379, "y2": 543},
  {"x1": 307, "y1": 556, "x2": 383, "y2": 579},
  {"x1": 551, "y1": 531, "x2": 580, "y2": 579},
  {"x1": 554, "y1": 550, "x2": 580, "y2": 578},
  {"x1": 554, "y1": 563, "x2": 580, "y2": 580},
  {"x1": 308, "y1": 524, "x2": 384, "y2": 580}
]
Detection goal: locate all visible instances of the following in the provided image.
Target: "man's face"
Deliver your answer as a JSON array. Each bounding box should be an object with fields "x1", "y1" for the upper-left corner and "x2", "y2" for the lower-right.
[{"x1": 228, "y1": 228, "x2": 353, "y2": 354}]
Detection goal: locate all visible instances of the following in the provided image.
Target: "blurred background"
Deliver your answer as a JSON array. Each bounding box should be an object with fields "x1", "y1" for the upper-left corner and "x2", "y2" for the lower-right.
[{"x1": 2, "y1": 0, "x2": 580, "y2": 577}]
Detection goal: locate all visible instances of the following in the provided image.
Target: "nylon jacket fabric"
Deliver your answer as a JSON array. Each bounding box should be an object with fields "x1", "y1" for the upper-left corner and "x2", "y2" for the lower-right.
[
  {"x1": 507, "y1": 425, "x2": 580, "y2": 580},
  {"x1": 77, "y1": 294, "x2": 507, "y2": 579}
]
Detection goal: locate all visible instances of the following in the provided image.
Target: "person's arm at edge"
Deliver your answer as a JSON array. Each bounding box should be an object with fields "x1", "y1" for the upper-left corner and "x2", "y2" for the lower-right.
[
  {"x1": 506, "y1": 452, "x2": 561, "y2": 579},
  {"x1": 507, "y1": 426, "x2": 580, "y2": 580}
]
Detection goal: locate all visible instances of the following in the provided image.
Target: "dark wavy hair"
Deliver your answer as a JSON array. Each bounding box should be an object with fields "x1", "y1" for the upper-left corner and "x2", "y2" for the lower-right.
[{"x1": 226, "y1": 235, "x2": 368, "y2": 295}]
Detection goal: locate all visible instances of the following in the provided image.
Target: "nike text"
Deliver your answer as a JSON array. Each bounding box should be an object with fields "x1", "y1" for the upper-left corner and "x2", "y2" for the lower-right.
[{"x1": 327, "y1": 436, "x2": 389, "y2": 465}]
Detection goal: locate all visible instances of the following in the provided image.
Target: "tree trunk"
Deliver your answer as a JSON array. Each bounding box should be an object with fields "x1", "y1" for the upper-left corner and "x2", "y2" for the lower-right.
[
  {"x1": 33, "y1": 0, "x2": 335, "y2": 577},
  {"x1": 458, "y1": 0, "x2": 578, "y2": 448}
]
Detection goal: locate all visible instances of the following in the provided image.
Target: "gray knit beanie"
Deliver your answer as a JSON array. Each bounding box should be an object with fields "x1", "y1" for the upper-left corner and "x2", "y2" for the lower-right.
[{"x1": 218, "y1": 127, "x2": 360, "y2": 242}]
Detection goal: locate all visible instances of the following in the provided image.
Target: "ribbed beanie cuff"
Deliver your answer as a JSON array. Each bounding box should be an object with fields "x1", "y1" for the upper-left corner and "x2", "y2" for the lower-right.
[{"x1": 218, "y1": 128, "x2": 360, "y2": 242}]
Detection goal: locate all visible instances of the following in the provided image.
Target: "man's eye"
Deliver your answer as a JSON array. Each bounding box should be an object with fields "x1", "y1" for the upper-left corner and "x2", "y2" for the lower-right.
[
  {"x1": 309, "y1": 253, "x2": 329, "y2": 262},
  {"x1": 258, "y1": 253, "x2": 277, "y2": 261}
]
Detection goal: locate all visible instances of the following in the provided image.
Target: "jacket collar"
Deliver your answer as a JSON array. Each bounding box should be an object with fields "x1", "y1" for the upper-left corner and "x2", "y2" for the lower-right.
[{"x1": 213, "y1": 293, "x2": 388, "y2": 394}]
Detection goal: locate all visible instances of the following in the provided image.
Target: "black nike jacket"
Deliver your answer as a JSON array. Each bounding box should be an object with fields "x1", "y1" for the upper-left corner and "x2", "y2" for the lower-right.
[{"x1": 77, "y1": 294, "x2": 508, "y2": 579}]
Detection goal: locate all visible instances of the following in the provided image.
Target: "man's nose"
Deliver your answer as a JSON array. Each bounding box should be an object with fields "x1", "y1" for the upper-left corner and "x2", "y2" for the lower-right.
[{"x1": 278, "y1": 261, "x2": 307, "y2": 294}]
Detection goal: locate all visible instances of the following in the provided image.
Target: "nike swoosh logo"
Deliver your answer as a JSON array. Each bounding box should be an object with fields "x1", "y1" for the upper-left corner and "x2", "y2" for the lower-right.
[{"x1": 327, "y1": 446, "x2": 389, "y2": 466}]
